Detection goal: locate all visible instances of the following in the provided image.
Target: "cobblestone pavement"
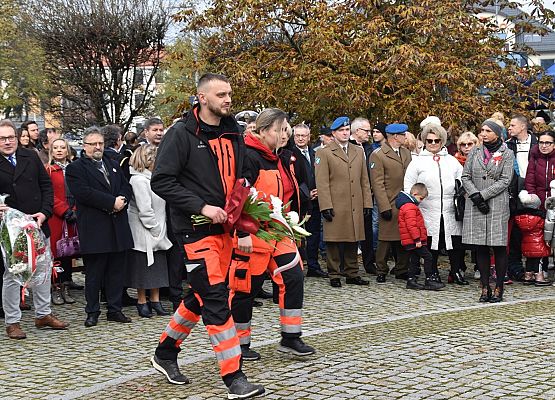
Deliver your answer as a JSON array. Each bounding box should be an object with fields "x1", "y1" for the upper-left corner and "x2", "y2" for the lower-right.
[{"x1": 2, "y1": 264, "x2": 555, "y2": 400}]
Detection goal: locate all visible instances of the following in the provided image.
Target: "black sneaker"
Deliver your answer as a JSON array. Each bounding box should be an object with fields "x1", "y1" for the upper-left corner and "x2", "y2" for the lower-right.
[
  {"x1": 376, "y1": 274, "x2": 386, "y2": 284},
  {"x1": 150, "y1": 355, "x2": 190, "y2": 385},
  {"x1": 424, "y1": 277, "x2": 445, "y2": 291},
  {"x1": 406, "y1": 278, "x2": 424, "y2": 290},
  {"x1": 227, "y1": 375, "x2": 265, "y2": 399},
  {"x1": 241, "y1": 345, "x2": 261, "y2": 361},
  {"x1": 278, "y1": 338, "x2": 315, "y2": 356}
]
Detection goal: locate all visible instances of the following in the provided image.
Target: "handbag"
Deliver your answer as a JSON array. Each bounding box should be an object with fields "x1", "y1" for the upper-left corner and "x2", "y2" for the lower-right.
[
  {"x1": 454, "y1": 179, "x2": 466, "y2": 222},
  {"x1": 56, "y1": 220, "x2": 80, "y2": 258}
]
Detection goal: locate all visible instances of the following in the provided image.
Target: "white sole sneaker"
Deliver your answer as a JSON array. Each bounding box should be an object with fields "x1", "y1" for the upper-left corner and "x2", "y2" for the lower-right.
[
  {"x1": 227, "y1": 386, "x2": 265, "y2": 399},
  {"x1": 150, "y1": 356, "x2": 188, "y2": 385}
]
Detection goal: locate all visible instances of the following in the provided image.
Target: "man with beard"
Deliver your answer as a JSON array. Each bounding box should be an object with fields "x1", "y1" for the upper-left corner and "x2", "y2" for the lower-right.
[
  {"x1": 66, "y1": 127, "x2": 134, "y2": 327},
  {"x1": 149, "y1": 73, "x2": 264, "y2": 399}
]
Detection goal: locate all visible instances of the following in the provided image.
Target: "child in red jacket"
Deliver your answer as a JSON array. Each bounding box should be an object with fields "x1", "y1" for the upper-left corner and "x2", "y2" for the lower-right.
[{"x1": 396, "y1": 183, "x2": 445, "y2": 291}]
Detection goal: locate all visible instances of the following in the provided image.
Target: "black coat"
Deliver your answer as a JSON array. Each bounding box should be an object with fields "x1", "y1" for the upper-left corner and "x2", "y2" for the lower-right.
[
  {"x1": 0, "y1": 147, "x2": 53, "y2": 237},
  {"x1": 65, "y1": 155, "x2": 133, "y2": 254}
]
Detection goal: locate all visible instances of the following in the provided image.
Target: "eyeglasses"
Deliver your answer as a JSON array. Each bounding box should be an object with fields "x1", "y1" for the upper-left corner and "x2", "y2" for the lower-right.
[
  {"x1": 0, "y1": 136, "x2": 16, "y2": 143},
  {"x1": 83, "y1": 141, "x2": 104, "y2": 147},
  {"x1": 460, "y1": 142, "x2": 474, "y2": 147},
  {"x1": 358, "y1": 128, "x2": 371, "y2": 133},
  {"x1": 426, "y1": 139, "x2": 441, "y2": 144},
  {"x1": 539, "y1": 141, "x2": 554, "y2": 146}
]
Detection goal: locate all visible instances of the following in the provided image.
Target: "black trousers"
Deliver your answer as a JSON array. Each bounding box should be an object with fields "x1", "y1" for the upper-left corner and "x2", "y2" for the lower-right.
[
  {"x1": 476, "y1": 245, "x2": 507, "y2": 289},
  {"x1": 305, "y1": 205, "x2": 323, "y2": 271},
  {"x1": 409, "y1": 246, "x2": 433, "y2": 279},
  {"x1": 166, "y1": 241, "x2": 185, "y2": 305},
  {"x1": 360, "y1": 212, "x2": 375, "y2": 273},
  {"x1": 54, "y1": 257, "x2": 73, "y2": 284},
  {"x1": 83, "y1": 251, "x2": 126, "y2": 314},
  {"x1": 427, "y1": 217, "x2": 464, "y2": 274}
]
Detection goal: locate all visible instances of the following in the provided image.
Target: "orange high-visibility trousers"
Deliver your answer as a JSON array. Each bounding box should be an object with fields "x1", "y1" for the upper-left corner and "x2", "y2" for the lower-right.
[
  {"x1": 229, "y1": 238, "x2": 304, "y2": 346},
  {"x1": 155, "y1": 234, "x2": 242, "y2": 379}
]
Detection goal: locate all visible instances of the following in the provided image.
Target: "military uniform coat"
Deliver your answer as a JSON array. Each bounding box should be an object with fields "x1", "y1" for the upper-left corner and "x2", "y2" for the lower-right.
[
  {"x1": 315, "y1": 140, "x2": 372, "y2": 242},
  {"x1": 461, "y1": 144, "x2": 514, "y2": 247},
  {"x1": 369, "y1": 142, "x2": 412, "y2": 241}
]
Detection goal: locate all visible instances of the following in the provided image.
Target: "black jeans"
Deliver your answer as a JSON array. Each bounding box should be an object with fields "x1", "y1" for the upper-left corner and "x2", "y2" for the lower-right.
[
  {"x1": 476, "y1": 245, "x2": 507, "y2": 289},
  {"x1": 305, "y1": 204, "x2": 323, "y2": 271},
  {"x1": 427, "y1": 217, "x2": 465, "y2": 274},
  {"x1": 408, "y1": 246, "x2": 433, "y2": 279}
]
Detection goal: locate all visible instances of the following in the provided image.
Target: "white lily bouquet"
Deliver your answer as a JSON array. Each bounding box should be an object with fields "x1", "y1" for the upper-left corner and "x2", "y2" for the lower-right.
[{"x1": 192, "y1": 185, "x2": 311, "y2": 243}]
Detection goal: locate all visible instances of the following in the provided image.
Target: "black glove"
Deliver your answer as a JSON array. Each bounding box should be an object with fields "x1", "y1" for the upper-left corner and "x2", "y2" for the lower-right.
[
  {"x1": 477, "y1": 201, "x2": 490, "y2": 215},
  {"x1": 363, "y1": 208, "x2": 372, "y2": 217},
  {"x1": 63, "y1": 209, "x2": 77, "y2": 224},
  {"x1": 381, "y1": 210, "x2": 392, "y2": 221},
  {"x1": 322, "y1": 209, "x2": 335, "y2": 222},
  {"x1": 470, "y1": 192, "x2": 490, "y2": 214},
  {"x1": 469, "y1": 192, "x2": 484, "y2": 206}
]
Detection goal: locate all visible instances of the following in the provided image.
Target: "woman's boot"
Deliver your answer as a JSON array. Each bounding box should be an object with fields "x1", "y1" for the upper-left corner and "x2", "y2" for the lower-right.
[
  {"x1": 489, "y1": 286, "x2": 503, "y2": 303},
  {"x1": 51, "y1": 284, "x2": 64, "y2": 305},
  {"x1": 61, "y1": 282, "x2": 76, "y2": 304},
  {"x1": 136, "y1": 303, "x2": 153, "y2": 318},
  {"x1": 150, "y1": 301, "x2": 170, "y2": 316},
  {"x1": 452, "y1": 270, "x2": 469, "y2": 285},
  {"x1": 479, "y1": 285, "x2": 492, "y2": 302}
]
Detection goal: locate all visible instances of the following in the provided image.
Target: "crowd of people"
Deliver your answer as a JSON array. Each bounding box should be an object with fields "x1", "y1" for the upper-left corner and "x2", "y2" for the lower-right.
[{"x1": 0, "y1": 72, "x2": 554, "y2": 399}]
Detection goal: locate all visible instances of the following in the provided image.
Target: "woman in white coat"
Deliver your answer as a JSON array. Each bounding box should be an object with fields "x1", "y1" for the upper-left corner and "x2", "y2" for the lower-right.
[
  {"x1": 404, "y1": 123, "x2": 468, "y2": 284},
  {"x1": 125, "y1": 144, "x2": 172, "y2": 318}
]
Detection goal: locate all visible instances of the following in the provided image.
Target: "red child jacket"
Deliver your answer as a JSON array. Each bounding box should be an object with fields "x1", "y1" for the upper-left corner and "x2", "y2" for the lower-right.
[{"x1": 396, "y1": 191, "x2": 428, "y2": 249}]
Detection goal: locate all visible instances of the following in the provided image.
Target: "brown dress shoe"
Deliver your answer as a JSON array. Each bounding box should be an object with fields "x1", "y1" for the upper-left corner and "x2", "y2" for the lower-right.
[
  {"x1": 6, "y1": 323, "x2": 27, "y2": 339},
  {"x1": 35, "y1": 314, "x2": 69, "y2": 330}
]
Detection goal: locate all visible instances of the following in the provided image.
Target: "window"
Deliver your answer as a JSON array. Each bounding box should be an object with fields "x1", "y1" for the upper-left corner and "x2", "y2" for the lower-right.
[
  {"x1": 133, "y1": 69, "x2": 144, "y2": 87},
  {"x1": 523, "y1": 34, "x2": 542, "y2": 43}
]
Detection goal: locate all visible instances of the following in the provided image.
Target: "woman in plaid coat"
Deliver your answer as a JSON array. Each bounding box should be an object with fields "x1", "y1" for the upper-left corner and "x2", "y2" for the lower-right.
[{"x1": 462, "y1": 119, "x2": 514, "y2": 303}]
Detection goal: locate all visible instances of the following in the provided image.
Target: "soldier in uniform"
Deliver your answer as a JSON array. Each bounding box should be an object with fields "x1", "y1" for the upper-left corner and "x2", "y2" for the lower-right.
[
  {"x1": 315, "y1": 116, "x2": 373, "y2": 288},
  {"x1": 369, "y1": 123, "x2": 412, "y2": 284}
]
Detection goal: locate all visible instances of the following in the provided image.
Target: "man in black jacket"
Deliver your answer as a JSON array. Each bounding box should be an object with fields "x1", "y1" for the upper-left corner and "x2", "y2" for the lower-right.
[
  {"x1": 293, "y1": 123, "x2": 328, "y2": 277},
  {"x1": 0, "y1": 119, "x2": 68, "y2": 339},
  {"x1": 149, "y1": 73, "x2": 264, "y2": 399},
  {"x1": 66, "y1": 126, "x2": 134, "y2": 327}
]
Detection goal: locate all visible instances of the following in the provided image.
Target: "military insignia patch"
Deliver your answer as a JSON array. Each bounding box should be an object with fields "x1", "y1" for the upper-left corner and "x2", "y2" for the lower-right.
[{"x1": 315, "y1": 157, "x2": 320, "y2": 165}]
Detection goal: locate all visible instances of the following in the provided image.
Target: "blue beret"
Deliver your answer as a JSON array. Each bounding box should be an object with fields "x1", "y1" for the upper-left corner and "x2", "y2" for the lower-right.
[
  {"x1": 385, "y1": 123, "x2": 408, "y2": 135},
  {"x1": 330, "y1": 116, "x2": 350, "y2": 131}
]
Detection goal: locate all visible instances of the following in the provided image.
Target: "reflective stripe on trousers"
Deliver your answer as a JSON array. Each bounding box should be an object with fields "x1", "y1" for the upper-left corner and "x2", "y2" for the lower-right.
[
  {"x1": 159, "y1": 302, "x2": 200, "y2": 346},
  {"x1": 280, "y1": 308, "x2": 302, "y2": 334},
  {"x1": 207, "y1": 316, "x2": 242, "y2": 376},
  {"x1": 235, "y1": 321, "x2": 252, "y2": 345}
]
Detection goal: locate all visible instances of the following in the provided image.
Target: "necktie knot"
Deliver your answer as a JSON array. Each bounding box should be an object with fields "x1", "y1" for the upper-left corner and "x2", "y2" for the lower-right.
[{"x1": 7, "y1": 155, "x2": 16, "y2": 167}]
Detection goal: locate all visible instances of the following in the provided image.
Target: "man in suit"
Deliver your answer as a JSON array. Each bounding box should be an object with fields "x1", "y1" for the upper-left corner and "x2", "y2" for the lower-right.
[
  {"x1": 315, "y1": 116, "x2": 373, "y2": 288},
  {"x1": 66, "y1": 126, "x2": 134, "y2": 327},
  {"x1": 293, "y1": 123, "x2": 328, "y2": 278},
  {"x1": 350, "y1": 117, "x2": 376, "y2": 274},
  {"x1": 369, "y1": 123, "x2": 412, "y2": 284},
  {"x1": 0, "y1": 119, "x2": 68, "y2": 339}
]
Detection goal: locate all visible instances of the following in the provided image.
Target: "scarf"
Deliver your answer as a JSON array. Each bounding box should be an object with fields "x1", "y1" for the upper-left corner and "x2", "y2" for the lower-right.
[
  {"x1": 244, "y1": 134, "x2": 294, "y2": 203},
  {"x1": 483, "y1": 138, "x2": 502, "y2": 164},
  {"x1": 454, "y1": 152, "x2": 467, "y2": 166}
]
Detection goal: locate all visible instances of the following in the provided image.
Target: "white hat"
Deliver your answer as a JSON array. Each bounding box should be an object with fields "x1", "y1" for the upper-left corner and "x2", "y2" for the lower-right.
[{"x1": 420, "y1": 116, "x2": 442, "y2": 129}]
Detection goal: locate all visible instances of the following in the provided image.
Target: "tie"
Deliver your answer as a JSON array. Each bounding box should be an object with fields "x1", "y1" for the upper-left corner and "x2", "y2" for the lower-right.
[
  {"x1": 93, "y1": 160, "x2": 110, "y2": 185},
  {"x1": 343, "y1": 146, "x2": 348, "y2": 157},
  {"x1": 7, "y1": 155, "x2": 16, "y2": 167},
  {"x1": 302, "y1": 149, "x2": 310, "y2": 163}
]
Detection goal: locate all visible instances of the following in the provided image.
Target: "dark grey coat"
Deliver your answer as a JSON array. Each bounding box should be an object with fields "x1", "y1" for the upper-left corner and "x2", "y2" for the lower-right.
[{"x1": 461, "y1": 143, "x2": 514, "y2": 247}]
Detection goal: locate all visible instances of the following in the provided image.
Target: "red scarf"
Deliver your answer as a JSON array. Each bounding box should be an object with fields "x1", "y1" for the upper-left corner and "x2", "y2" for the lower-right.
[{"x1": 244, "y1": 134, "x2": 294, "y2": 203}]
